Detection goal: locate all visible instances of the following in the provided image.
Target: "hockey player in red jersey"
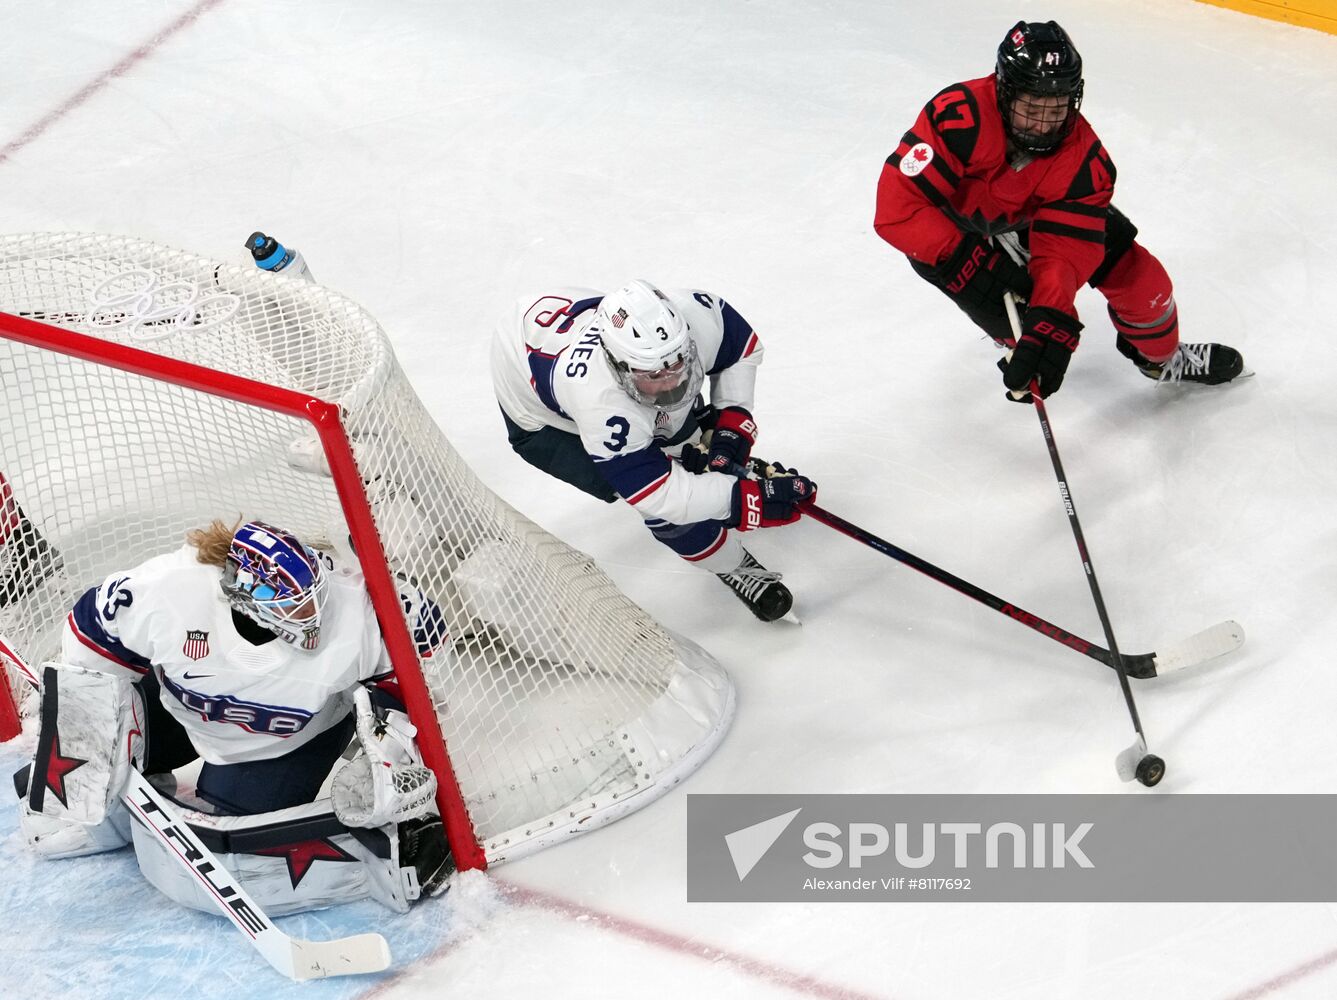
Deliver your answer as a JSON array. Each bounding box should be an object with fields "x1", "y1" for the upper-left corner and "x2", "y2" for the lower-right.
[
  {"x1": 0, "y1": 472, "x2": 62, "y2": 609},
  {"x1": 874, "y1": 20, "x2": 1246, "y2": 399}
]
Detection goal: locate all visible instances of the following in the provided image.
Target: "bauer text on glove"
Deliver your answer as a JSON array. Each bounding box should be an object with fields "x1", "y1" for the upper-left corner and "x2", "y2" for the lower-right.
[
  {"x1": 729, "y1": 475, "x2": 817, "y2": 530},
  {"x1": 933, "y1": 232, "x2": 1032, "y2": 317},
  {"x1": 1001, "y1": 306, "x2": 1082, "y2": 400}
]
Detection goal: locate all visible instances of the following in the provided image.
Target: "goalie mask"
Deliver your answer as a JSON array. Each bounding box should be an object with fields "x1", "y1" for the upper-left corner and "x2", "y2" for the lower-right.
[
  {"x1": 221, "y1": 521, "x2": 329, "y2": 650},
  {"x1": 595, "y1": 280, "x2": 704, "y2": 411}
]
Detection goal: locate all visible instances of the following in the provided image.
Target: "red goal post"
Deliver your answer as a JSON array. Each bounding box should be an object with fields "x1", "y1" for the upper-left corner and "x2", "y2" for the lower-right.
[{"x1": 0, "y1": 233, "x2": 734, "y2": 870}]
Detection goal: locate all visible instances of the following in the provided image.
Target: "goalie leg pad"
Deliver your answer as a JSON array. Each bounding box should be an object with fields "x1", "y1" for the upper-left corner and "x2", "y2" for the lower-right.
[
  {"x1": 25, "y1": 663, "x2": 144, "y2": 825},
  {"x1": 21, "y1": 663, "x2": 143, "y2": 858},
  {"x1": 130, "y1": 796, "x2": 425, "y2": 916},
  {"x1": 22, "y1": 799, "x2": 134, "y2": 859}
]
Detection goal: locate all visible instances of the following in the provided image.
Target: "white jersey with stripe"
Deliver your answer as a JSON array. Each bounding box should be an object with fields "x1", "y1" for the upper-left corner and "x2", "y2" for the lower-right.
[
  {"x1": 491, "y1": 286, "x2": 763, "y2": 525},
  {"x1": 62, "y1": 545, "x2": 395, "y2": 766}
]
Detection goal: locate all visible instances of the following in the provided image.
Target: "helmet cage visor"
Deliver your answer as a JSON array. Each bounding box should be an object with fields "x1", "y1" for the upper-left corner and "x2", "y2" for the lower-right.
[
  {"x1": 221, "y1": 528, "x2": 329, "y2": 650},
  {"x1": 1000, "y1": 82, "x2": 1083, "y2": 153},
  {"x1": 605, "y1": 338, "x2": 704, "y2": 410}
]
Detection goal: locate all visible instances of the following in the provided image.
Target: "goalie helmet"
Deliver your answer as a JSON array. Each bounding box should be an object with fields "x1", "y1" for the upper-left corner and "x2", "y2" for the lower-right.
[
  {"x1": 594, "y1": 279, "x2": 704, "y2": 411},
  {"x1": 221, "y1": 521, "x2": 329, "y2": 650},
  {"x1": 995, "y1": 20, "x2": 1084, "y2": 155}
]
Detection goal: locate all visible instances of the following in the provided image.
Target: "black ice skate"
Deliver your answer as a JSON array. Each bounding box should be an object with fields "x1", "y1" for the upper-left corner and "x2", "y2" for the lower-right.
[
  {"x1": 1120, "y1": 338, "x2": 1248, "y2": 385},
  {"x1": 716, "y1": 550, "x2": 793, "y2": 622},
  {"x1": 0, "y1": 521, "x2": 64, "y2": 608}
]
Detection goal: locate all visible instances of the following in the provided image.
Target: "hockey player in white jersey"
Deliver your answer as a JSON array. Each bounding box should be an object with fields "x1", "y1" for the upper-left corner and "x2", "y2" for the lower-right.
[
  {"x1": 18, "y1": 518, "x2": 453, "y2": 917},
  {"x1": 492, "y1": 280, "x2": 816, "y2": 621}
]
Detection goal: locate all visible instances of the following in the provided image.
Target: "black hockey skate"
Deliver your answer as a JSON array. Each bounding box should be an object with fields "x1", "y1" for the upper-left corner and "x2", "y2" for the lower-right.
[
  {"x1": 716, "y1": 550, "x2": 793, "y2": 622},
  {"x1": 1119, "y1": 337, "x2": 1247, "y2": 385},
  {"x1": 0, "y1": 521, "x2": 63, "y2": 608}
]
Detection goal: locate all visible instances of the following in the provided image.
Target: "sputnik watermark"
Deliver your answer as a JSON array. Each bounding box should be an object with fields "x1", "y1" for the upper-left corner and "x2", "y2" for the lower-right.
[
  {"x1": 688, "y1": 795, "x2": 1337, "y2": 902},
  {"x1": 800, "y1": 820, "x2": 1093, "y2": 869}
]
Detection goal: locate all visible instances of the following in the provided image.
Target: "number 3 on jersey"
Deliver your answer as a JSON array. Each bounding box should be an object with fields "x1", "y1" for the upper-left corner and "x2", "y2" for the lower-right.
[{"x1": 604, "y1": 416, "x2": 630, "y2": 452}]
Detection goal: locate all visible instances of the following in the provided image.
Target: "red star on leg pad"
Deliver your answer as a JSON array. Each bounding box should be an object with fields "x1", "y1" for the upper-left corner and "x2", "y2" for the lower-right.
[
  {"x1": 44, "y1": 734, "x2": 87, "y2": 808},
  {"x1": 254, "y1": 838, "x2": 358, "y2": 887}
]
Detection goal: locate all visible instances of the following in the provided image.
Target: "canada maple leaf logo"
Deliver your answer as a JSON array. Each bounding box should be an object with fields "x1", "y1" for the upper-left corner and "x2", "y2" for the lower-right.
[{"x1": 899, "y1": 142, "x2": 935, "y2": 177}]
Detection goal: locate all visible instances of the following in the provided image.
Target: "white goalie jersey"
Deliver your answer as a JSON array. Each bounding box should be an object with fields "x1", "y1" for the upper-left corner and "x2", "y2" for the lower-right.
[{"x1": 61, "y1": 545, "x2": 410, "y2": 765}]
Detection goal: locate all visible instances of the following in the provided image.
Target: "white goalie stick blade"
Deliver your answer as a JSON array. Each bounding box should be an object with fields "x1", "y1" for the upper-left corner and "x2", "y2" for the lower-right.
[
  {"x1": 1152, "y1": 620, "x2": 1245, "y2": 675},
  {"x1": 1115, "y1": 734, "x2": 1149, "y2": 783},
  {"x1": 122, "y1": 770, "x2": 392, "y2": 980}
]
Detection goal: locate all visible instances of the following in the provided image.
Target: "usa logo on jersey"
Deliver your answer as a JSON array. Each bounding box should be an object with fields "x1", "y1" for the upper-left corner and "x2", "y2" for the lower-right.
[{"x1": 182, "y1": 629, "x2": 210, "y2": 660}]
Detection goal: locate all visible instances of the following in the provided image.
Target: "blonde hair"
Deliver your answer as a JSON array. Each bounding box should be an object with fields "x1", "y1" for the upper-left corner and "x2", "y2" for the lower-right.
[{"x1": 186, "y1": 517, "x2": 244, "y2": 567}]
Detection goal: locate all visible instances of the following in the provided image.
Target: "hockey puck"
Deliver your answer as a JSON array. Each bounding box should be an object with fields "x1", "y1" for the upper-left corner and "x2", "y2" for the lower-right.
[{"x1": 1135, "y1": 754, "x2": 1166, "y2": 787}]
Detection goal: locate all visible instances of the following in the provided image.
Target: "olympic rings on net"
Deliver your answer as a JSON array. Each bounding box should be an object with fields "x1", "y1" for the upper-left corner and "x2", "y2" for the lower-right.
[{"x1": 89, "y1": 269, "x2": 241, "y2": 341}]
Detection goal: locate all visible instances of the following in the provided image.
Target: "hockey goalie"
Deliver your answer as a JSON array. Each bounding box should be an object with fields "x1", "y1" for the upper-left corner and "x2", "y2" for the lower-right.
[{"x1": 14, "y1": 517, "x2": 455, "y2": 916}]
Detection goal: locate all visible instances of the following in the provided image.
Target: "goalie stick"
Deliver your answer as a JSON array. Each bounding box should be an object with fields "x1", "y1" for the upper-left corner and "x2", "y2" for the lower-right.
[{"x1": 0, "y1": 632, "x2": 392, "y2": 981}]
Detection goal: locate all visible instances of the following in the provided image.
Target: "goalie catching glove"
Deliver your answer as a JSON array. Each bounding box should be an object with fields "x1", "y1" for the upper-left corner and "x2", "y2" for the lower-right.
[{"x1": 332, "y1": 687, "x2": 437, "y2": 828}]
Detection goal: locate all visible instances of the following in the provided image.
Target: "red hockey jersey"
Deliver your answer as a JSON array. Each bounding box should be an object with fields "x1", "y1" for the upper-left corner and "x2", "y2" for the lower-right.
[{"x1": 874, "y1": 74, "x2": 1116, "y2": 320}]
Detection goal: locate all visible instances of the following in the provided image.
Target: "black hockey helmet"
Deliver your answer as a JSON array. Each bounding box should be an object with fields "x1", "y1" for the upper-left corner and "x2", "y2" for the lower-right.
[{"x1": 995, "y1": 21, "x2": 1084, "y2": 155}]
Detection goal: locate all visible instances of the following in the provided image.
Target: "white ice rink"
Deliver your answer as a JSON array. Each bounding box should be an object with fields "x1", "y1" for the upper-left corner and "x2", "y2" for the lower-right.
[{"x1": 3, "y1": 1, "x2": 1337, "y2": 997}]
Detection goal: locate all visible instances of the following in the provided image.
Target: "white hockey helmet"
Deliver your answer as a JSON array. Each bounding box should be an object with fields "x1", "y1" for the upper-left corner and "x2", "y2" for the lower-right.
[{"x1": 595, "y1": 280, "x2": 704, "y2": 410}]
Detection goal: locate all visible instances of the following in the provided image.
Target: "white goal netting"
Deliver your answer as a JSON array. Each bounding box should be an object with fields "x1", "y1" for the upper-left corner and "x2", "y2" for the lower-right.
[{"x1": 0, "y1": 232, "x2": 734, "y2": 864}]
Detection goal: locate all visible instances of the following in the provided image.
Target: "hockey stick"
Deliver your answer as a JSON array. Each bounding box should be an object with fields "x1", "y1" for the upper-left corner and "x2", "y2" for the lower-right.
[
  {"x1": 798, "y1": 501, "x2": 1239, "y2": 679},
  {"x1": 121, "y1": 770, "x2": 391, "y2": 980},
  {"x1": 704, "y1": 449, "x2": 1243, "y2": 680},
  {"x1": 1002, "y1": 292, "x2": 1162, "y2": 785},
  {"x1": 0, "y1": 633, "x2": 392, "y2": 980}
]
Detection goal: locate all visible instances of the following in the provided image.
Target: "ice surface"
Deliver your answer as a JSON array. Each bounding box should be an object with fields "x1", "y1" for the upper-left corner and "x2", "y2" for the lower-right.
[{"x1": 3, "y1": 1, "x2": 1337, "y2": 997}]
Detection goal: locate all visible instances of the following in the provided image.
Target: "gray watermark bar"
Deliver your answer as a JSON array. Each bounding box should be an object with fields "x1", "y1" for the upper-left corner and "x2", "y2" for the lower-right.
[{"x1": 686, "y1": 795, "x2": 1337, "y2": 902}]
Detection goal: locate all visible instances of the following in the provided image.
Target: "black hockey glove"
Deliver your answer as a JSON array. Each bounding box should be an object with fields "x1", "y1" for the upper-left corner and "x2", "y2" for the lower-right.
[
  {"x1": 1000, "y1": 306, "x2": 1083, "y2": 401},
  {"x1": 729, "y1": 474, "x2": 818, "y2": 531},
  {"x1": 704, "y1": 407, "x2": 756, "y2": 471},
  {"x1": 932, "y1": 233, "x2": 1032, "y2": 318},
  {"x1": 678, "y1": 442, "x2": 712, "y2": 475}
]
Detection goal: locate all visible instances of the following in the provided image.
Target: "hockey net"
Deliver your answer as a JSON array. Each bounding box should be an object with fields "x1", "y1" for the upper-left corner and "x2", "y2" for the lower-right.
[{"x1": 0, "y1": 232, "x2": 734, "y2": 868}]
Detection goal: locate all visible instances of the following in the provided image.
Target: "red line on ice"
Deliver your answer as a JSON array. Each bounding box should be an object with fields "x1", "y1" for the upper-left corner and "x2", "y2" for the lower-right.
[
  {"x1": 502, "y1": 881, "x2": 886, "y2": 999},
  {"x1": 1221, "y1": 944, "x2": 1337, "y2": 1000},
  {"x1": 358, "y1": 878, "x2": 888, "y2": 1000},
  {"x1": 0, "y1": 0, "x2": 227, "y2": 165}
]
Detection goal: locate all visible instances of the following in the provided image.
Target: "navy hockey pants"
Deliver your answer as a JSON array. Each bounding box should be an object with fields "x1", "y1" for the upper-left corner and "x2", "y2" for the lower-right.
[
  {"x1": 139, "y1": 671, "x2": 357, "y2": 815},
  {"x1": 499, "y1": 408, "x2": 735, "y2": 565}
]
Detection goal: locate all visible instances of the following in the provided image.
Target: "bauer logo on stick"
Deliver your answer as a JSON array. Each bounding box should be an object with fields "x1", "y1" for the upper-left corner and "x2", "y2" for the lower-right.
[{"x1": 900, "y1": 143, "x2": 934, "y2": 177}]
